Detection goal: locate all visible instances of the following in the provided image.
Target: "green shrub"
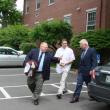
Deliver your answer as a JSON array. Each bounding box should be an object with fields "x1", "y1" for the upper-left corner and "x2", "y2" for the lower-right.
[
  {"x1": 19, "y1": 42, "x2": 36, "y2": 54},
  {"x1": 70, "y1": 29, "x2": 110, "y2": 65}
]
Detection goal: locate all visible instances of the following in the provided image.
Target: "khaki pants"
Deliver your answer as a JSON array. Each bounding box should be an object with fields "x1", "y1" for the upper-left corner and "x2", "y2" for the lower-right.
[{"x1": 27, "y1": 73, "x2": 44, "y2": 100}]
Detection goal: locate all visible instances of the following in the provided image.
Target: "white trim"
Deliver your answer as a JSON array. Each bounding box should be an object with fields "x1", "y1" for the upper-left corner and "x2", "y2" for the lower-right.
[
  {"x1": 86, "y1": 7, "x2": 97, "y2": 12},
  {"x1": 64, "y1": 14, "x2": 72, "y2": 25},
  {"x1": 48, "y1": 0, "x2": 55, "y2": 6},
  {"x1": 86, "y1": 8, "x2": 97, "y2": 32},
  {"x1": 47, "y1": 18, "x2": 54, "y2": 21},
  {"x1": 64, "y1": 13, "x2": 72, "y2": 17},
  {"x1": 35, "y1": 0, "x2": 40, "y2": 10}
]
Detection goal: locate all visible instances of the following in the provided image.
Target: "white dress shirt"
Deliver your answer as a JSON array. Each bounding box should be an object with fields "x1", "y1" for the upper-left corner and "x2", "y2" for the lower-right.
[{"x1": 54, "y1": 47, "x2": 75, "y2": 74}]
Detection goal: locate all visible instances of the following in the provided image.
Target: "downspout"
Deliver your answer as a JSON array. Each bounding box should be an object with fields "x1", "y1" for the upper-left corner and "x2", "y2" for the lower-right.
[{"x1": 99, "y1": 0, "x2": 102, "y2": 29}]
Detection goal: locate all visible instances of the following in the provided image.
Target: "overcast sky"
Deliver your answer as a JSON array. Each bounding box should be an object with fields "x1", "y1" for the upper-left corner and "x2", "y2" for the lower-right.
[{"x1": 16, "y1": 0, "x2": 24, "y2": 11}]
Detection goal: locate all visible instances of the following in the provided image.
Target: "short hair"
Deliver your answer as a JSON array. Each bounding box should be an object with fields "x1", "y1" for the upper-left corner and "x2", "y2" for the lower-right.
[
  {"x1": 40, "y1": 42, "x2": 48, "y2": 47},
  {"x1": 79, "y1": 39, "x2": 88, "y2": 45},
  {"x1": 62, "y1": 39, "x2": 68, "y2": 43}
]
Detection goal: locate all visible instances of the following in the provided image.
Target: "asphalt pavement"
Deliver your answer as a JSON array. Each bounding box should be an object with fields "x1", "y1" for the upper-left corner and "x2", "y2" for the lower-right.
[{"x1": 0, "y1": 68, "x2": 109, "y2": 110}]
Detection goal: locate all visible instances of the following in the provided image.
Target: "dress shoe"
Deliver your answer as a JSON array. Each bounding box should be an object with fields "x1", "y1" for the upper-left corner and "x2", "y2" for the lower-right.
[
  {"x1": 33, "y1": 99, "x2": 39, "y2": 105},
  {"x1": 63, "y1": 90, "x2": 67, "y2": 94},
  {"x1": 89, "y1": 97, "x2": 95, "y2": 101},
  {"x1": 56, "y1": 94, "x2": 62, "y2": 99},
  {"x1": 70, "y1": 97, "x2": 79, "y2": 103}
]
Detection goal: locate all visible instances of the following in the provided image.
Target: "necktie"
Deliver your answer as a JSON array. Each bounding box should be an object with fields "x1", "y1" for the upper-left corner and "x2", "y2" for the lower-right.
[
  {"x1": 38, "y1": 52, "x2": 43, "y2": 63},
  {"x1": 81, "y1": 50, "x2": 85, "y2": 59},
  {"x1": 38, "y1": 52, "x2": 44, "y2": 68}
]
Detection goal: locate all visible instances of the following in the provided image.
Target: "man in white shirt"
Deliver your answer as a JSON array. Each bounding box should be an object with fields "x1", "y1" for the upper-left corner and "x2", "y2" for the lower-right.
[{"x1": 54, "y1": 39, "x2": 75, "y2": 99}]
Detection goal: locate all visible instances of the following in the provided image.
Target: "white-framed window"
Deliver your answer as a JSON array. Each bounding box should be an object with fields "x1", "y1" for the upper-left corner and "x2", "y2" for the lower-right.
[
  {"x1": 47, "y1": 18, "x2": 54, "y2": 22},
  {"x1": 25, "y1": 0, "x2": 29, "y2": 14},
  {"x1": 86, "y1": 8, "x2": 97, "y2": 31},
  {"x1": 36, "y1": 0, "x2": 40, "y2": 10},
  {"x1": 64, "y1": 14, "x2": 72, "y2": 25},
  {"x1": 48, "y1": 0, "x2": 55, "y2": 5}
]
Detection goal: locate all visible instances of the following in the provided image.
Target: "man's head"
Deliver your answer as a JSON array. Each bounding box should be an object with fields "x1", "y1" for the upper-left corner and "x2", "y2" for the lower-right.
[
  {"x1": 40, "y1": 42, "x2": 48, "y2": 52},
  {"x1": 61, "y1": 39, "x2": 68, "y2": 49},
  {"x1": 79, "y1": 39, "x2": 89, "y2": 49}
]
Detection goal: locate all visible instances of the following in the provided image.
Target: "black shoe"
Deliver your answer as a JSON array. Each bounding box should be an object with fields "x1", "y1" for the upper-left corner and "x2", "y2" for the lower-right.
[
  {"x1": 56, "y1": 94, "x2": 62, "y2": 99},
  {"x1": 33, "y1": 99, "x2": 39, "y2": 105},
  {"x1": 89, "y1": 97, "x2": 95, "y2": 101},
  {"x1": 70, "y1": 97, "x2": 79, "y2": 103},
  {"x1": 63, "y1": 90, "x2": 67, "y2": 94},
  {"x1": 89, "y1": 95, "x2": 95, "y2": 101}
]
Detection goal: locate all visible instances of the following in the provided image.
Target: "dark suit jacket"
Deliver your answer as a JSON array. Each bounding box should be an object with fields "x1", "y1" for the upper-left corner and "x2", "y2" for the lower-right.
[
  {"x1": 78, "y1": 48, "x2": 97, "y2": 76},
  {"x1": 24, "y1": 48, "x2": 59, "y2": 81}
]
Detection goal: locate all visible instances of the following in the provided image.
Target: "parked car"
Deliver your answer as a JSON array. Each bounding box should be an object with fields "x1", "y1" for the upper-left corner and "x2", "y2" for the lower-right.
[
  {"x1": 88, "y1": 62, "x2": 110, "y2": 105},
  {"x1": 0, "y1": 47, "x2": 26, "y2": 67}
]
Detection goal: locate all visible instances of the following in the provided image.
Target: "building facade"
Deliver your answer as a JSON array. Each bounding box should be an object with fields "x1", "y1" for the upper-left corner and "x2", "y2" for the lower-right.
[{"x1": 23, "y1": 0, "x2": 110, "y2": 33}]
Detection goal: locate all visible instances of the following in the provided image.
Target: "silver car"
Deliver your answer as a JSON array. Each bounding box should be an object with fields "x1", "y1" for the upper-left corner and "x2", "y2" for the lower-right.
[{"x1": 0, "y1": 47, "x2": 26, "y2": 67}]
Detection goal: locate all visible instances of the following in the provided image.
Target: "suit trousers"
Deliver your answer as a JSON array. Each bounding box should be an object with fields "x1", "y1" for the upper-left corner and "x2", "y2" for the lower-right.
[
  {"x1": 27, "y1": 73, "x2": 44, "y2": 100},
  {"x1": 73, "y1": 73, "x2": 91, "y2": 97}
]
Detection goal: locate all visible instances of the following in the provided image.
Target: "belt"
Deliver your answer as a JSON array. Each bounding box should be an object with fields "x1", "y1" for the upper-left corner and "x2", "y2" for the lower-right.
[{"x1": 37, "y1": 71, "x2": 42, "y2": 73}]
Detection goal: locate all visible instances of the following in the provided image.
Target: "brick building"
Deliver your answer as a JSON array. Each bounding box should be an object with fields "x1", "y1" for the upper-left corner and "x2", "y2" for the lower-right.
[{"x1": 23, "y1": 0, "x2": 110, "y2": 33}]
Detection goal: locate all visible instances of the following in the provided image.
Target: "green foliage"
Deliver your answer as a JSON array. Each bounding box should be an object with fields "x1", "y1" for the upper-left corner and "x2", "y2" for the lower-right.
[
  {"x1": 0, "y1": 25, "x2": 31, "y2": 50},
  {"x1": 0, "y1": 0, "x2": 22, "y2": 27},
  {"x1": 19, "y1": 42, "x2": 36, "y2": 54},
  {"x1": 32, "y1": 20, "x2": 73, "y2": 50},
  {"x1": 71, "y1": 29, "x2": 110, "y2": 50},
  {"x1": 70, "y1": 29, "x2": 110, "y2": 64}
]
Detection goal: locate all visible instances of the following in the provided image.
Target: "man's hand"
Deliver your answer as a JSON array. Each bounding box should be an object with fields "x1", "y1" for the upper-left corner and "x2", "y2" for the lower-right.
[
  {"x1": 60, "y1": 63, "x2": 65, "y2": 67},
  {"x1": 90, "y1": 69, "x2": 96, "y2": 79},
  {"x1": 58, "y1": 55, "x2": 63, "y2": 61}
]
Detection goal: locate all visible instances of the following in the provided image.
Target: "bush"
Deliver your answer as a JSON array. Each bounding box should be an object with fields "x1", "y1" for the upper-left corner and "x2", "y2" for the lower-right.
[
  {"x1": 0, "y1": 25, "x2": 31, "y2": 50},
  {"x1": 19, "y1": 42, "x2": 36, "y2": 54},
  {"x1": 70, "y1": 29, "x2": 110, "y2": 65}
]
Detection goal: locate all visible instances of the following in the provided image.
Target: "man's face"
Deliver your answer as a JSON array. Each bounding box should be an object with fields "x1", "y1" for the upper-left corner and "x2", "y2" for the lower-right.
[
  {"x1": 80, "y1": 43, "x2": 86, "y2": 49},
  {"x1": 40, "y1": 43, "x2": 48, "y2": 52},
  {"x1": 62, "y1": 41, "x2": 68, "y2": 48}
]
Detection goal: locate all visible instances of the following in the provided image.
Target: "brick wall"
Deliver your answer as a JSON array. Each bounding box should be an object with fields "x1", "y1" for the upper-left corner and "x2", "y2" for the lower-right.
[{"x1": 23, "y1": 0, "x2": 110, "y2": 33}]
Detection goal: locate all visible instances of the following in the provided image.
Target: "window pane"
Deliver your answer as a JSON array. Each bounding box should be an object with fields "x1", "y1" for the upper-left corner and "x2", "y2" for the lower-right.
[
  {"x1": 25, "y1": 0, "x2": 29, "y2": 13},
  {"x1": 87, "y1": 10, "x2": 96, "y2": 31},
  {"x1": 36, "y1": 0, "x2": 40, "y2": 9},
  {"x1": 0, "y1": 49, "x2": 6, "y2": 55},
  {"x1": 7, "y1": 49, "x2": 18, "y2": 55},
  {"x1": 64, "y1": 16, "x2": 71, "y2": 25},
  {"x1": 49, "y1": 0, "x2": 54, "y2": 4},
  {"x1": 87, "y1": 25, "x2": 95, "y2": 31}
]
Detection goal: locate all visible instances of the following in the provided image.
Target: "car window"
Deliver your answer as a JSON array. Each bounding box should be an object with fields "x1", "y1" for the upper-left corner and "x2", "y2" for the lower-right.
[
  {"x1": 0, "y1": 48, "x2": 7, "y2": 55},
  {"x1": 7, "y1": 49, "x2": 18, "y2": 55}
]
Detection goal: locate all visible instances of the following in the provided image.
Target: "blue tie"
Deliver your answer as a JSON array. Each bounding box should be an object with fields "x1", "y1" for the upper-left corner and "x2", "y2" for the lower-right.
[{"x1": 38, "y1": 52, "x2": 43, "y2": 67}]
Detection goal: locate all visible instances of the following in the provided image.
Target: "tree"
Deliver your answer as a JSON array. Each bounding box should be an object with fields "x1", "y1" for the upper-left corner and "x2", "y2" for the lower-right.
[
  {"x1": 0, "y1": 0, "x2": 22, "y2": 28},
  {"x1": 0, "y1": 24, "x2": 31, "y2": 50},
  {"x1": 32, "y1": 20, "x2": 73, "y2": 50}
]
